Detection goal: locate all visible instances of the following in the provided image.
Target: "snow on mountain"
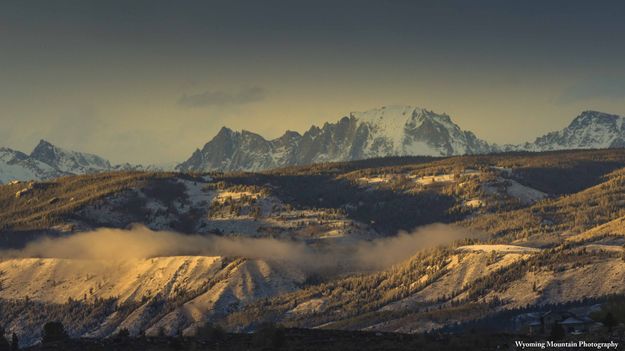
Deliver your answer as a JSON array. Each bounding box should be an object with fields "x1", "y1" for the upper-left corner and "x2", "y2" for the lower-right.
[
  {"x1": 30, "y1": 139, "x2": 112, "y2": 174},
  {"x1": 176, "y1": 105, "x2": 493, "y2": 172},
  {"x1": 178, "y1": 108, "x2": 625, "y2": 173},
  {"x1": 0, "y1": 147, "x2": 64, "y2": 184},
  {"x1": 0, "y1": 140, "x2": 176, "y2": 184},
  {"x1": 176, "y1": 127, "x2": 282, "y2": 172},
  {"x1": 4, "y1": 109, "x2": 625, "y2": 179},
  {"x1": 351, "y1": 106, "x2": 492, "y2": 158},
  {"x1": 513, "y1": 110, "x2": 625, "y2": 152},
  {"x1": 0, "y1": 256, "x2": 304, "y2": 343}
]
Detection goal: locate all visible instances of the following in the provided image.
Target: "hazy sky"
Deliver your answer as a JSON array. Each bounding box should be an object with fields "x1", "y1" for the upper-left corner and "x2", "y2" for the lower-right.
[{"x1": 1, "y1": 0, "x2": 625, "y2": 164}]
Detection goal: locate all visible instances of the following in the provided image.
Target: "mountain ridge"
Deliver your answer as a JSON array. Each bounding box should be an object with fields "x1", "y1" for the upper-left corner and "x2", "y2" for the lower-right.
[
  {"x1": 30, "y1": 139, "x2": 112, "y2": 174},
  {"x1": 521, "y1": 110, "x2": 625, "y2": 151},
  {"x1": 3, "y1": 108, "x2": 625, "y2": 181},
  {"x1": 176, "y1": 106, "x2": 494, "y2": 172},
  {"x1": 0, "y1": 146, "x2": 63, "y2": 184},
  {"x1": 178, "y1": 107, "x2": 625, "y2": 172},
  {"x1": 0, "y1": 140, "x2": 172, "y2": 184}
]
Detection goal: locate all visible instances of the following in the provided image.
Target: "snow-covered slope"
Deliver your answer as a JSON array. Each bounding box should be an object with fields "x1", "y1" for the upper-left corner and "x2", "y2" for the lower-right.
[
  {"x1": 0, "y1": 147, "x2": 64, "y2": 184},
  {"x1": 5, "y1": 109, "x2": 625, "y2": 178},
  {"x1": 177, "y1": 106, "x2": 493, "y2": 172},
  {"x1": 0, "y1": 256, "x2": 305, "y2": 343},
  {"x1": 30, "y1": 139, "x2": 111, "y2": 174},
  {"x1": 178, "y1": 108, "x2": 625, "y2": 172},
  {"x1": 352, "y1": 106, "x2": 491, "y2": 158},
  {"x1": 227, "y1": 243, "x2": 625, "y2": 334},
  {"x1": 513, "y1": 110, "x2": 625, "y2": 152},
  {"x1": 0, "y1": 140, "x2": 166, "y2": 184}
]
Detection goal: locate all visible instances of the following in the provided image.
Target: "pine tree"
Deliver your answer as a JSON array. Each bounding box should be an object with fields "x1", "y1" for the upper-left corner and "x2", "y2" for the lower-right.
[
  {"x1": 550, "y1": 323, "x2": 565, "y2": 340},
  {"x1": 41, "y1": 322, "x2": 68, "y2": 344},
  {"x1": 604, "y1": 312, "x2": 617, "y2": 332},
  {"x1": 0, "y1": 326, "x2": 9, "y2": 351},
  {"x1": 116, "y1": 328, "x2": 130, "y2": 339},
  {"x1": 10, "y1": 334, "x2": 17, "y2": 351}
]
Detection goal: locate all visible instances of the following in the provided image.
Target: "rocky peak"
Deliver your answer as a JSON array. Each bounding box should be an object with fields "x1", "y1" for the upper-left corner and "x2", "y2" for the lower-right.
[
  {"x1": 29, "y1": 139, "x2": 111, "y2": 174},
  {"x1": 29, "y1": 139, "x2": 56, "y2": 161},
  {"x1": 569, "y1": 111, "x2": 622, "y2": 129},
  {"x1": 177, "y1": 105, "x2": 493, "y2": 172}
]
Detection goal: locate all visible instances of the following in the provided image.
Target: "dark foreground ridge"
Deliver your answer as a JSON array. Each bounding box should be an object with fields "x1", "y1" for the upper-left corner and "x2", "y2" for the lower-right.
[
  {"x1": 17, "y1": 328, "x2": 539, "y2": 351},
  {"x1": 21, "y1": 329, "x2": 625, "y2": 351}
]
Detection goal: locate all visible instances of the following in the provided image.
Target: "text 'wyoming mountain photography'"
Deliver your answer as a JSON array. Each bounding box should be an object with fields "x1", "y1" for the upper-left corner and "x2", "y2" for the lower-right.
[{"x1": 1, "y1": 1, "x2": 625, "y2": 350}]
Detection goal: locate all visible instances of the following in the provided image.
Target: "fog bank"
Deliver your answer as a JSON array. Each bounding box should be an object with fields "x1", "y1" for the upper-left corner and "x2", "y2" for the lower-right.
[{"x1": 0, "y1": 224, "x2": 477, "y2": 272}]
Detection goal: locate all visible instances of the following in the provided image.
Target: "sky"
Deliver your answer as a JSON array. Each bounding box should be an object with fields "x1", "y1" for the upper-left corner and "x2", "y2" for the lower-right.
[{"x1": 1, "y1": 0, "x2": 625, "y2": 164}]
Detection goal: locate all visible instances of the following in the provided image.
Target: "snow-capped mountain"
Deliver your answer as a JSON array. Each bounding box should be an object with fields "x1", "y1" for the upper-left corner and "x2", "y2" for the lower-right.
[
  {"x1": 30, "y1": 139, "x2": 112, "y2": 174},
  {"x1": 4, "y1": 109, "x2": 625, "y2": 179},
  {"x1": 176, "y1": 106, "x2": 493, "y2": 172},
  {"x1": 515, "y1": 110, "x2": 625, "y2": 151},
  {"x1": 0, "y1": 140, "x2": 161, "y2": 184},
  {"x1": 0, "y1": 147, "x2": 64, "y2": 184}
]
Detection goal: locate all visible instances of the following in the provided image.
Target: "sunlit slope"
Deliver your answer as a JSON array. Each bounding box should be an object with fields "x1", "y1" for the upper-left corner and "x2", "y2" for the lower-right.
[
  {"x1": 0, "y1": 255, "x2": 304, "y2": 343},
  {"x1": 463, "y1": 166, "x2": 625, "y2": 243},
  {"x1": 222, "y1": 243, "x2": 625, "y2": 333}
]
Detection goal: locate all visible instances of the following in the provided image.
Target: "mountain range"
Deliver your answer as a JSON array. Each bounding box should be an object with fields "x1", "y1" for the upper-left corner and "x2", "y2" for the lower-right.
[
  {"x1": 176, "y1": 107, "x2": 625, "y2": 172},
  {"x1": 2, "y1": 107, "x2": 625, "y2": 182},
  {"x1": 0, "y1": 140, "x2": 170, "y2": 184},
  {"x1": 176, "y1": 106, "x2": 492, "y2": 172}
]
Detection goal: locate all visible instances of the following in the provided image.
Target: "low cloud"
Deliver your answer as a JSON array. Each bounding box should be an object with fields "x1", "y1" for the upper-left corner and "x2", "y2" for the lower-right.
[
  {"x1": 351, "y1": 224, "x2": 477, "y2": 270},
  {"x1": 0, "y1": 224, "x2": 477, "y2": 274},
  {"x1": 177, "y1": 86, "x2": 265, "y2": 108},
  {"x1": 558, "y1": 76, "x2": 625, "y2": 103}
]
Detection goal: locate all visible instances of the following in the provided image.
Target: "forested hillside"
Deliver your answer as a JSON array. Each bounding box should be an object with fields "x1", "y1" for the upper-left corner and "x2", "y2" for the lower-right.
[{"x1": 1, "y1": 149, "x2": 625, "y2": 345}]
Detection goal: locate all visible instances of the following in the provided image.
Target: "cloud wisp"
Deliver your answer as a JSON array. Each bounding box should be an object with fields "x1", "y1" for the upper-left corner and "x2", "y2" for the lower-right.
[
  {"x1": 0, "y1": 224, "x2": 477, "y2": 274},
  {"x1": 177, "y1": 86, "x2": 265, "y2": 108}
]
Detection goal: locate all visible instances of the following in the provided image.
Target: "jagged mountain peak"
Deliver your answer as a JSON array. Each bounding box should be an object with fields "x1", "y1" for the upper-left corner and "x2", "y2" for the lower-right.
[
  {"x1": 569, "y1": 110, "x2": 623, "y2": 128},
  {"x1": 212, "y1": 127, "x2": 235, "y2": 141},
  {"x1": 1, "y1": 141, "x2": 169, "y2": 183},
  {"x1": 1, "y1": 140, "x2": 142, "y2": 184},
  {"x1": 576, "y1": 109, "x2": 620, "y2": 118},
  {"x1": 211, "y1": 127, "x2": 267, "y2": 142},
  {"x1": 349, "y1": 105, "x2": 452, "y2": 122},
  {"x1": 6, "y1": 108, "x2": 625, "y2": 179},
  {"x1": 30, "y1": 139, "x2": 111, "y2": 174},
  {"x1": 0, "y1": 146, "x2": 61, "y2": 184},
  {"x1": 521, "y1": 110, "x2": 625, "y2": 151},
  {"x1": 177, "y1": 105, "x2": 492, "y2": 172},
  {"x1": 216, "y1": 126, "x2": 234, "y2": 134},
  {"x1": 280, "y1": 130, "x2": 302, "y2": 138},
  {"x1": 30, "y1": 139, "x2": 58, "y2": 161},
  {"x1": 35, "y1": 138, "x2": 53, "y2": 147},
  {"x1": 350, "y1": 106, "x2": 438, "y2": 127},
  {"x1": 350, "y1": 105, "x2": 421, "y2": 119}
]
